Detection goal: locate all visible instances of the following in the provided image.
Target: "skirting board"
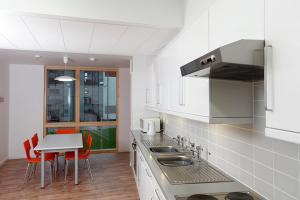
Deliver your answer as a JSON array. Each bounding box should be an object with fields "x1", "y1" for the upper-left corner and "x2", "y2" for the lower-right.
[
  {"x1": 0, "y1": 157, "x2": 8, "y2": 167},
  {"x1": 265, "y1": 127, "x2": 300, "y2": 144}
]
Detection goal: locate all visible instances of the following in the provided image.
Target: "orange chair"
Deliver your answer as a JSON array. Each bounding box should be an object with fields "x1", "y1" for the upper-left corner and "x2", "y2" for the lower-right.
[
  {"x1": 56, "y1": 129, "x2": 77, "y2": 134},
  {"x1": 23, "y1": 139, "x2": 55, "y2": 183},
  {"x1": 64, "y1": 134, "x2": 94, "y2": 182},
  {"x1": 31, "y1": 133, "x2": 42, "y2": 157},
  {"x1": 31, "y1": 133, "x2": 58, "y2": 177},
  {"x1": 81, "y1": 130, "x2": 88, "y2": 153}
]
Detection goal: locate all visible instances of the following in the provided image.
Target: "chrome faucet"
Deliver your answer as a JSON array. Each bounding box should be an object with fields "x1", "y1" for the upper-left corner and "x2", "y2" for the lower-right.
[
  {"x1": 180, "y1": 137, "x2": 187, "y2": 149},
  {"x1": 189, "y1": 142, "x2": 196, "y2": 157},
  {"x1": 173, "y1": 135, "x2": 181, "y2": 146},
  {"x1": 195, "y1": 145, "x2": 202, "y2": 162}
]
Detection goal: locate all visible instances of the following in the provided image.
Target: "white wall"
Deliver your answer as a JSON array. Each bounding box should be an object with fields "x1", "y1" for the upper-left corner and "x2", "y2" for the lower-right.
[
  {"x1": 0, "y1": 64, "x2": 9, "y2": 166},
  {"x1": 9, "y1": 64, "x2": 44, "y2": 159},
  {"x1": 0, "y1": 0, "x2": 183, "y2": 28},
  {"x1": 130, "y1": 56, "x2": 159, "y2": 130},
  {"x1": 8, "y1": 64, "x2": 132, "y2": 157},
  {"x1": 118, "y1": 67, "x2": 130, "y2": 152}
]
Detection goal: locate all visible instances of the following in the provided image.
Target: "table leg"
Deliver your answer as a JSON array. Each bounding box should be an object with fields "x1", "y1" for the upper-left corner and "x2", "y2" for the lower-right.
[
  {"x1": 41, "y1": 151, "x2": 45, "y2": 188},
  {"x1": 75, "y1": 148, "x2": 78, "y2": 185}
]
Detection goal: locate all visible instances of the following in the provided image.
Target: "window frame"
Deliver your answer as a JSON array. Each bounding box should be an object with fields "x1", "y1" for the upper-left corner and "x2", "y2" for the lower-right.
[{"x1": 44, "y1": 66, "x2": 119, "y2": 153}]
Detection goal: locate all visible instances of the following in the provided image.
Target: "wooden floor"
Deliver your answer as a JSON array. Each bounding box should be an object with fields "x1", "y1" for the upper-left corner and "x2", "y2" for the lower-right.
[{"x1": 0, "y1": 153, "x2": 139, "y2": 200}]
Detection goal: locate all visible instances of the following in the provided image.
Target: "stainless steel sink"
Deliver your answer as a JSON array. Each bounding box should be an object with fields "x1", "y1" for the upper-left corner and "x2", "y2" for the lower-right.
[
  {"x1": 149, "y1": 146, "x2": 179, "y2": 153},
  {"x1": 157, "y1": 155, "x2": 194, "y2": 167}
]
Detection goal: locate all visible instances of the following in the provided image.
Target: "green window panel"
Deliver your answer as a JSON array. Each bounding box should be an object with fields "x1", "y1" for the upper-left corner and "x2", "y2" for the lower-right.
[{"x1": 80, "y1": 126, "x2": 116, "y2": 150}]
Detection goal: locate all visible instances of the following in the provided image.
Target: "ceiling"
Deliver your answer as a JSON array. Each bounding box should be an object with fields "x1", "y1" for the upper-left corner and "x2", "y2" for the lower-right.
[
  {"x1": 0, "y1": 49, "x2": 131, "y2": 67},
  {"x1": 0, "y1": 12, "x2": 179, "y2": 56}
]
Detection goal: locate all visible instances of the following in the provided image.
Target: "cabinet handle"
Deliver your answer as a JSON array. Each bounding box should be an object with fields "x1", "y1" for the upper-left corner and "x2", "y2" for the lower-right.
[
  {"x1": 155, "y1": 189, "x2": 162, "y2": 200},
  {"x1": 145, "y1": 168, "x2": 152, "y2": 177},
  {"x1": 264, "y1": 45, "x2": 273, "y2": 111}
]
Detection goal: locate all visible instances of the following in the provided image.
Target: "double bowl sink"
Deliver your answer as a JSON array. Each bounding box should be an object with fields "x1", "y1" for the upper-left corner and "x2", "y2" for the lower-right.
[
  {"x1": 149, "y1": 146, "x2": 194, "y2": 167},
  {"x1": 145, "y1": 141, "x2": 232, "y2": 185}
]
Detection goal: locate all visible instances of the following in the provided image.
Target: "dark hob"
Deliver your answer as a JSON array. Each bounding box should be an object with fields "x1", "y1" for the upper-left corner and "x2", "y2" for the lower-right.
[
  {"x1": 225, "y1": 192, "x2": 254, "y2": 200},
  {"x1": 187, "y1": 194, "x2": 218, "y2": 200},
  {"x1": 176, "y1": 192, "x2": 262, "y2": 200}
]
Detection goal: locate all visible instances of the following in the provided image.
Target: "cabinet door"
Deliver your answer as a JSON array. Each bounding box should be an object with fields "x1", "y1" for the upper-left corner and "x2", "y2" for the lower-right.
[
  {"x1": 145, "y1": 65, "x2": 151, "y2": 106},
  {"x1": 155, "y1": 58, "x2": 169, "y2": 111},
  {"x1": 209, "y1": 0, "x2": 264, "y2": 50},
  {"x1": 167, "y1": 35, "x2": 186, "y2": 113},
  {"x1": 150, "y1": 64, "x2": 157, "y2": 107},
  {"x1": 139, "y1": 163, "x2": 149, "y2": 200},
  {"x1": 265, "y1": 0, "x2": 300, "y2": 143},
  {"x1": 145, "y1": 64, "x2": 154, "y2": 107},
  {"x1": 182, "y1": 10, "x2": 210, "y2": 117},
  {"x1": 142, "y1": 163, "x2": 155, "y2": 200},
  {"x1": 152, "y1": 184, "x2": 167, "y2": 200},
  {"x1": 168, "y1": 10, "x2": 210, "y2": 116},
  {"x1": 136, "y1": 147, "x2": 144, "y2": 199}
]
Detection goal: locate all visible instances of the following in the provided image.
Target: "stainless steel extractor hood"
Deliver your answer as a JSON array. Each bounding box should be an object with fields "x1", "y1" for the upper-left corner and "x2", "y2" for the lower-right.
[{"x1": 180, "y1": 40, "x2": 265, "y2": 81}]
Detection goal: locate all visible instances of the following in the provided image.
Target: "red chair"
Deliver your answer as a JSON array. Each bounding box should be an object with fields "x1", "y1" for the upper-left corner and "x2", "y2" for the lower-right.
[
  {"x1": 31, "y1": 133, "x2": 58, "y2": 177},
  {"x1": 81, "y1": 130, "x2": 88, "y2": 153},
  {"x1": 31, "y1": 133, "x2": 43, "y2": 157},
  {"x1": 23, "y1": 139, "x2": 55, "y2": 183},
  {"x1": 56, "y1": 129, "x2": 77, "y2": 134},
  {"x1": 64, "y1": 134, "x2": 94, "y2": 182}
]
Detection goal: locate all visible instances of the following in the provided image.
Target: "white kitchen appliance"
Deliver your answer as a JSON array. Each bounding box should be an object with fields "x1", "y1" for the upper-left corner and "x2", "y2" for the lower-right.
[{"x1": 140, "y1": 118, "x2": 160, "y2": 134}]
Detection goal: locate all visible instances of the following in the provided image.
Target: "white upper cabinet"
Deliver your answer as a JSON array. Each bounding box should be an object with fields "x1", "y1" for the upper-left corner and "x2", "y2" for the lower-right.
[
  {"x1": 182, "y1": 11, "x2": 210, "y2": 118},
  {"x1": 167, "y1": 11, "x2": 210, "y2": 119},
  {"x1": 154, "y1": 56, "x2": 169, "y2": 111},
  {"x1": 165, "y1": 34, "x2": 187, "y2": 113},
  {"x1": 265, "y1": 0, "x2": 300, "y2": 144},
  {"x1": 145, "y1": 63, "x2": 157, "y2": 109},
  {"x1": 182, "y1": 10, "x2": 209, "y2": 63},
  {"x1": 146, "y1": 7, "x2": 254, "y2": 123},
  {"x1": 209, "y1": 0, "x2": 264, "y2": 50}
]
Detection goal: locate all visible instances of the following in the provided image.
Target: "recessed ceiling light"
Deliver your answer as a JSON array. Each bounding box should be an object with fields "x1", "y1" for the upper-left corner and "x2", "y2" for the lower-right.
[
  {"x1": 34, "y1": 54, "x2": 41, "y2": 59},
  {"x1": 89, "y1": 57, "x2": 95, "y2": 61}
]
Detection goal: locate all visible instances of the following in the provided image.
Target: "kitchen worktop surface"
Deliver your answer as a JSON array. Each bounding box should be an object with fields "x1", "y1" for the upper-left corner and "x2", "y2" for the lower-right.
[{"x1": 131, "y1": 129, "x2": 265, "y2": 200}]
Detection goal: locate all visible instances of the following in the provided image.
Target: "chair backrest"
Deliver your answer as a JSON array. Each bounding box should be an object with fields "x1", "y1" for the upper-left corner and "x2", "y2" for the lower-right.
[
  {"x1": 84, "y1": 134, "x2": 93, "y2": 156},
  {"x1": 31, "y1": 133, "x2": 41, "y2": 157},
  {"x1": 56, "y1": 129, "x2": 76, "y2": 134},
  {"x1": 31, "y1": 133, "x2": 38, "y2": 148},
  {"x1": 82, "y1": 130, "x2": 88, "y2": 147},
  {"x1": 23, "y1": 139, "x2": 32, "y2": 160}
]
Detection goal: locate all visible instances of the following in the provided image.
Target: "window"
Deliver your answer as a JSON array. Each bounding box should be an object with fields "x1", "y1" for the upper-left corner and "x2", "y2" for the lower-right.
[
  {"x1": 80, "y1": 71, "x2": 117, "y2": 122},
  {"x1": 44, "y1": 67, "x2": 118, "y2": 152},
  {"x1": 47, "y1": 70, "x2": 75, "y2": 122}
]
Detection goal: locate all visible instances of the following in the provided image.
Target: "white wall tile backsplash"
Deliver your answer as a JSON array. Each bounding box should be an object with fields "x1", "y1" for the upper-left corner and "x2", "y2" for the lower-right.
[{"x1": 163, "y1": 81, "x2": 300, "y2": 200}]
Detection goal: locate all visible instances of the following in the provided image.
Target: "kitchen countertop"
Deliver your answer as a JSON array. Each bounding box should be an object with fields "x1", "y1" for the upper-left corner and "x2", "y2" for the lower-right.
[{"x1": 131, "y1": 129, "x2": 264, "y2": 200}]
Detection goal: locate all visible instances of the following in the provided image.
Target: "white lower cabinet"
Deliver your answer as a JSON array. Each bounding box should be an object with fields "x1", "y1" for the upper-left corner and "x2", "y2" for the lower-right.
[{"x1": 137, "y1": 146, "x2": 166, "y2": 200}]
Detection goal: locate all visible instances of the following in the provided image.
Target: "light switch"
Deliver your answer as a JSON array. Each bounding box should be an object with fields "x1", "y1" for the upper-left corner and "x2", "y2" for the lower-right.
[{"x1": 0, "y1": 97, "x2": 4, "y2": 103}]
